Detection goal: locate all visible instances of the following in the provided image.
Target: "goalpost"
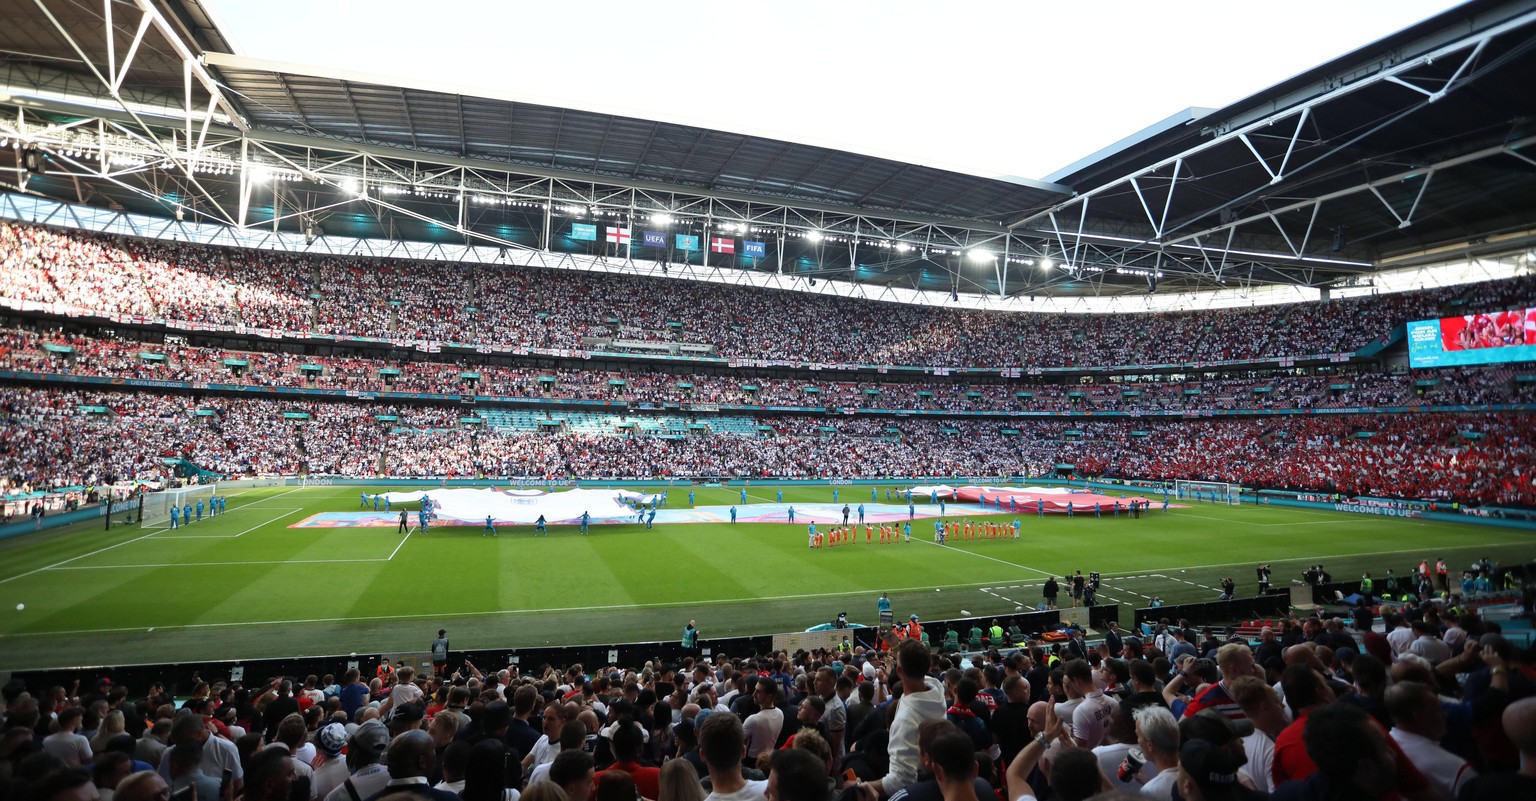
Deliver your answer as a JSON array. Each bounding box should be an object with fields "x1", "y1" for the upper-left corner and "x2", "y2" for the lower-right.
[
  {"x1": 139, "y1": 483, "x2": 219, "y2": 526},
  {"x1": 1174, "y1": 479, "x2": 1242, "y2": 504}
]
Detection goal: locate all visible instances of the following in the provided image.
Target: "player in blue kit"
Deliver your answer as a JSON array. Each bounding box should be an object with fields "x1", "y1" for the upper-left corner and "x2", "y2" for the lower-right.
[{"x1": 169, "y1": 505, "x2": 179, "y2": 529}]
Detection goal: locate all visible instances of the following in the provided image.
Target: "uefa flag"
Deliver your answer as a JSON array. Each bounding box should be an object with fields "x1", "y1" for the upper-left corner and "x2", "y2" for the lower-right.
[
  {"x1": 605, "y1": 226, "x2": 631, "y2": 245},
  {"x1": 570, "y1": 223, "x2": 597, "y2": 241},
  {"x1": 643, "y1": 231, "x2": 667, "y2": 247},
  {"x1": 676, "y1": 234, "x2": 700, "y2": 251},
  {"x1": 710, "y1": 237, "x2": 735, "y2": 254},
  {"x1": 743, "y1": 240, "x2": 766, "y2": 257}
]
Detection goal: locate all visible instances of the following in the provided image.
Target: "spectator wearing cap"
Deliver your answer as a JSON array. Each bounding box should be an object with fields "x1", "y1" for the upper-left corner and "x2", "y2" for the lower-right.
[
  {"x1": 1178, "y1": 738, "x2": 1268, "y2": 801},
  {"x1": 312, "y1": 723, "x2": 351, "y2": 801},
  {"x1": 1385, "y1": 681, "x2": 1476, "y2": 800},
  {"x1": 389, "y1": 703, "x2": 426, "y2": 737},
  {"x1": 365, "y1": 729, "x2": 458, "y2": 801},
  {"x1": 597, "y1": 719, "x2": 660, "y2": 799},
  {"x1": 321, "y1": 720, "x2": 390, "y2": 801}
]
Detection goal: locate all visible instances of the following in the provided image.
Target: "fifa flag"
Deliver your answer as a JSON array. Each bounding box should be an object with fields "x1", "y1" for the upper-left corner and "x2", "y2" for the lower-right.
[
  {"x1": 710, "y1": 237, "x2": 735, "y2": 254},
  {"x1": 605, "y1": 226, "x2": 631, "y2": 245},
  {"x1": 570, "y1": 223, "x2": 598, "y2": 241},
  {"x1": 743, "y1": 240, "x2": 767, "y2": 258},
  {"x1": 642, "y1": 231, "x2": 667, "y2": 247},
  {"x1": 675, "y1": 234, "x2": 700, "y2": 251}
]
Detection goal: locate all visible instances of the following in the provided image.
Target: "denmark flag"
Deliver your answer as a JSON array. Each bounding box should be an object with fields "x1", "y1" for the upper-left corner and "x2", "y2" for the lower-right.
[{"x1": 710, "y1": 237, "x2": 735, "y2": 254}]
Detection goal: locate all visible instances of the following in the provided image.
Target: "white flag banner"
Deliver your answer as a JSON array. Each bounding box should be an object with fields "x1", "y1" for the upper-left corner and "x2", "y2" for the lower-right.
[{"x1": 374, "y1": 487, "x2": 657, "y2": 524}]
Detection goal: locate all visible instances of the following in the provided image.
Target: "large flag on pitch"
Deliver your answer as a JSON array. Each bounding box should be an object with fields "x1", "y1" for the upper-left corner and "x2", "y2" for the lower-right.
[
  {"x1": 743, "y1": 240, "x2": 767, "y2": 257},
  {"x1": 643, "y1": 231, "x2": 667, "y2": 247},
  {"x1": 605, "y1": 226, "x2": 631, "y2": 245},
  {"x1": 676, "y1": 234, "x2": 700, "y2": 251},
  {"x1": 570, "y1": 223, "x2": 597, "y2": 241},
  {"x1": 710, "y1": 237, "x2": 735, "y2": 254}
]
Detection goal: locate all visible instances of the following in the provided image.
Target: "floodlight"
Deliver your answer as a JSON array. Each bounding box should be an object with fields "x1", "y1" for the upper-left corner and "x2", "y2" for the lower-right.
[
  {"x1": 652, "y1": 213, "x2": 674, "y2": 225},
  {"x1": 806, "y1": 231, "x2": 823, "y2": 242},
  {"x1": 251, "y1": 166, "x2": 272, "y2": 183},
  {"x1": 966, "y1": 250, "x2": 994, "y2": 262},
  {"x1": 1039, "y1": 257, "x2": 1053, "y2": 271}
]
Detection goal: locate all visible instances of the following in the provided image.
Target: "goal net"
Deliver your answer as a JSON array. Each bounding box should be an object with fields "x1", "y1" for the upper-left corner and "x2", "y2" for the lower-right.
[
  {"x1": 1174, "y1": 479, "x2": 1241, "y2": 503},
  {"x1": 140, "y1": 484, "x2": 219, "y2": 526}
]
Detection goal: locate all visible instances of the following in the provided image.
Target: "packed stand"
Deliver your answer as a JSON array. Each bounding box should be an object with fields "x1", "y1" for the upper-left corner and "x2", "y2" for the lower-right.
[
  {"x1": 4, "y1": 592, "x2": 1536, "y2": 801},
  {"x1": 5, "y1": 221, "x2": 1536, "y2": 368}
]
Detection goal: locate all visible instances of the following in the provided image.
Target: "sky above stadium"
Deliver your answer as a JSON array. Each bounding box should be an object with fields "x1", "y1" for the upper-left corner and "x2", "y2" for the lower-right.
[{"x1": 207, "y1": 0, "x2": 1464, "y2": 183}]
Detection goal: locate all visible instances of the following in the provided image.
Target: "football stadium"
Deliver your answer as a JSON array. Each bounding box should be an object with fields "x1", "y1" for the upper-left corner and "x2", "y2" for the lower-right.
[{"x1": 2, "y1": 1, "x2": 1536, "y2": 799}]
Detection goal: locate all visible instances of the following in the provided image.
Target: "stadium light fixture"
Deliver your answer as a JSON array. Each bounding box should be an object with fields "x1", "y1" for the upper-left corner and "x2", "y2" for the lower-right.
[
  {"x1": 340, "y1": 178, "x2": 360, "y2": 195},
  {"x1": 1039, "y1": 257, "x2": 1053, "y2": 271},
  {"x1": 251, "y1": 166, "x2": 271, "y2": 183},
  {"x1": 966, "y1": 249, "x2": 995, "y2": 262},
  {"x1": 652, "y1": 213, "x2": 674, "y2": 225},
  {"x1": 806, "y1": 231, "x2": 823, "y2": 242}
]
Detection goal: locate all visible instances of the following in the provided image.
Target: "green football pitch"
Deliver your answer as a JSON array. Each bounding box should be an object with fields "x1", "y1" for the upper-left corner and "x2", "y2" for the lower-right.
[{"x1": 0, "y1": 483, "x2": 1531, "y2": 671}]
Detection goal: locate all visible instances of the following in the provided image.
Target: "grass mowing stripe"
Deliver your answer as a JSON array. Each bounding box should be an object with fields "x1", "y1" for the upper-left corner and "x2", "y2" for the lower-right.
[{"x1": 1, "y1": 483, "x2": 1531, "y2": 668}]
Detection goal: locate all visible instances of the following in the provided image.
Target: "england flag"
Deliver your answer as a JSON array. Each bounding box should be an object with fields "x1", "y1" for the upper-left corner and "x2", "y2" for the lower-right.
[{"x1": 606, "y1": 226, "x2": 631, "y2": 245}]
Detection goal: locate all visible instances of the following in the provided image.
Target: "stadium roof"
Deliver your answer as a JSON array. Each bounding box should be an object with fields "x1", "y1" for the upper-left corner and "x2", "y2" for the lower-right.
[{"x1": 2, "y1": 0, "x2": 1536, "y2": 300}]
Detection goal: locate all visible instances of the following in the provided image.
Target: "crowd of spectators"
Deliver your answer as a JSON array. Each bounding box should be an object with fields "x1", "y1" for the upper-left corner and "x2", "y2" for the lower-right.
[
  {"x1": 4, "y1": 591, "x2": 1535, "y2": 801},
  {"x1": 2, "y1": 386, "x2": 1532, "y2": 506},
  {"x1": 4, "y1": 221, "x2": 1535, "y2": 368},
  {"x1": 1, "y1": 326, "x2": 1528, "y2": 415}
]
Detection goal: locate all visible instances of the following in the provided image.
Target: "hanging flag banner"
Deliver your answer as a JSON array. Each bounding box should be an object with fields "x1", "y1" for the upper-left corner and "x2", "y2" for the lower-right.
[
  {"x1": 570, "y1": 223, "x2": 597, "y2": 241},
  {"x1": 605, "y1": 226, "x2": 631, "y2": 245},
  {"x1": 710, "y1": 237, "x2": 735, "y2": 254},
  {"x1": 643, "y1": 231, "x2": 667, "y2": 247},
  {"x1": 676, "y1": 234, "x2": 700, "y2": 251},
  {"x1": 743, "y1": 240, "x2": 766, "y2": 257}
]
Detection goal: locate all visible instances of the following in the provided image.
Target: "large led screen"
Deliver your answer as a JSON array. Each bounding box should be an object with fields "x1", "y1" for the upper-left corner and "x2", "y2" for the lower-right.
[{"x1": 1407, "y1": 309, "x2": 1536, "y2": 367}]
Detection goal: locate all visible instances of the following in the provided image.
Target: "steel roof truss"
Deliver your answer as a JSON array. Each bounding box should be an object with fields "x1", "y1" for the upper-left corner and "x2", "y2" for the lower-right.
[{"x1": 1368, "y1": 169, "x2": 1434, "y2": 229}]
